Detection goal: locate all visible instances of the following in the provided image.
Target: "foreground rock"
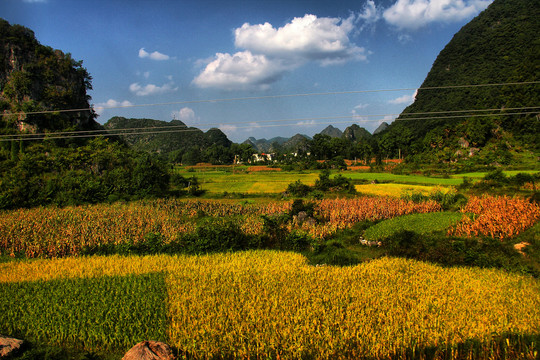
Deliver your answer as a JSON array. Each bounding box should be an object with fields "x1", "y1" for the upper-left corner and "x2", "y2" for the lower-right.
[
  {"x1": 122, "y1": 341, "x2": 175, "y2": 360},
  {"x1": 0, "y1": 336, "x2": 23, "y2": 358}
]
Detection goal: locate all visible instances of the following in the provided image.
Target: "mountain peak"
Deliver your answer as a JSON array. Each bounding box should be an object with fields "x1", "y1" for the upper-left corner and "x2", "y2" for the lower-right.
[{"x1": 320, "y1": 125, "x2": 343, "y2": 138}]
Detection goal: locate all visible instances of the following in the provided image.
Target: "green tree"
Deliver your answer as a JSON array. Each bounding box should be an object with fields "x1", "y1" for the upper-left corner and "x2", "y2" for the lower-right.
[
  {"x1": 310, "y1": 134, "x2": 332, "y2": 160},
  {"x1": 182, "y1": 147, "x2": 201, "y2": 166}
]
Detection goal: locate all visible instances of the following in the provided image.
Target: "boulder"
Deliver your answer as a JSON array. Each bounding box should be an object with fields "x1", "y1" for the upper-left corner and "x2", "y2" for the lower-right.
[
  {"x1": 0, "y1": 335, "x2": 23, "y2": 358},
  {"x1": 458, "y1": 137, "x2": 470, "y2": 148},
  {"x1": 122, "y1": 341, "x2": 175, "y2": 360}
]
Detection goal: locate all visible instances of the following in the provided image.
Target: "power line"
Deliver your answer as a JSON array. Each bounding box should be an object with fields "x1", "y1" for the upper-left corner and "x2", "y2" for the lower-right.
[
  {"x1": 1, "y1": 81, "x2": 538, "y2": 117},
  {"x1": 1, "y1": 106, "x2": 538, "y2": 140},
  {"x1": 1, "y1": 109, "x2": 537, "y2": 142}
]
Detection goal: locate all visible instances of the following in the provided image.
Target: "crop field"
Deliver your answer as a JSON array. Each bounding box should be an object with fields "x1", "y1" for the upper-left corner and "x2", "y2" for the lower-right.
[
  {"x1": 176, "y1": 169, "x2": 320, "y2": 194},
  {"x1": 457, "y1": 170, "x2": 539, "y2": 179},
  {"x1": 1, "y1": 189, "x2": 539, "y2": 359},
  {"x1": 343, "y1": 170, "x2": 539, "y2": 186},
  {"x1": 0, "y1": 197, "x2": 442, "y2": 258},
  {"x1": 176, "y1": 168, "x2": 539, "y2": 194},
  {"x1": 344, "y1": 172, "x2": 464, "y2": 186},
  {"x1": 355, "y1": 183, "x2": 447, "y2": 197},
  {"x1": 449, "y1": 195, "x2": 540, "y2": 239},
  {"x1": 1, "y1": 252, "x2": 539, "y2": 359},
  {"x1": 364, "y1": 212, "x2": 463, "y2": 241},
  {"x1": 175, "y1": 168, "x2": 465, "y2": 194}
]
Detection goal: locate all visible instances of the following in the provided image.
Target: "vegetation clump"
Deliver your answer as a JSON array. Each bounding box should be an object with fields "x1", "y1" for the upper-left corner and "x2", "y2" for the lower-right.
[{"x1": 285, "y1": 169, "x2": 356, "y2": 197}]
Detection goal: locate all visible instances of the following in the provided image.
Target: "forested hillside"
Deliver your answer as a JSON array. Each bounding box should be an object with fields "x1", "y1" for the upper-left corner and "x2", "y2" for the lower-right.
[
  {"x1": 377, "y1": 0, "x2": 539, "y2": 167},
  {"x1": 104, "y1": 116, "x2": 249, "y2": 165},
  {"x1": 0, "y1": 19, "x2": 99, "y2": 134},
  {"x1": 0, "y1": 20, "x2": 177, "y2": 209}
]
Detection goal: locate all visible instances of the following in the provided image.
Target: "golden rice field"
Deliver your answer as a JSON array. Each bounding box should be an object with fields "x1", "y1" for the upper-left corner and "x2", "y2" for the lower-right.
[
  {"x1": 1, "y1": 251, "x2": 539, "y2": 359},
  {"x1": 177, "y1": 170, "x2": 319, "y2": 194},
  {"x1": 355, "y1": 183, "x2": 444, "y2": 197}
]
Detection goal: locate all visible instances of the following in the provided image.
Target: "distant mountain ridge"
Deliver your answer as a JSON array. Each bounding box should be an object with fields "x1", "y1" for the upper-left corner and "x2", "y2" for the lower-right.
[
  {"x1": 245, "y1": 124, "x2": 374, "y2": 153},
  {"x1": 104, "y1": 116, "x2": 232, "y2": 156},
  {"x1": 245, "y1": 134, "x2": 311, "y2": 153},
  {"x1": 320, "y1": 125, "x2": 343, "y2": 138}
]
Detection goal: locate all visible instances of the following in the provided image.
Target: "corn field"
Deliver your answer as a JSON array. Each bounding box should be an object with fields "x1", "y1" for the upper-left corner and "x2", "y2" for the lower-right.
[
  {"x1": 449, "y1": 195, "x2": 540, "y2": 239},
  {"x1": 0, "y1": 197, "x2": 443, "y2": 258}
]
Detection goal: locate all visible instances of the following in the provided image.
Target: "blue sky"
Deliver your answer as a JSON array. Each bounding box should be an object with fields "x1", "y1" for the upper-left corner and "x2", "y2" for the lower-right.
[{"x1": 1, "y1": 0, "x2": 492, "y2": 142}]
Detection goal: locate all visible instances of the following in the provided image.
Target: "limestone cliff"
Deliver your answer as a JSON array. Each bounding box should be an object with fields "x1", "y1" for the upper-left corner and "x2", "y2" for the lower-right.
[{"x1": 0, "y1": 19, "x2": 99, "y2": 134}]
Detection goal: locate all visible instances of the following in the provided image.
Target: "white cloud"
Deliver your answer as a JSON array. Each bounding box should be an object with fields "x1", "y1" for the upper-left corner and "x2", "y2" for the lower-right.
[
  {"x1": 193, "y1": 14, "x2": 369, "y2": 90},
  {"x1": 389, "y1": 90, "x2": 417, "y2": 104},
  {"x1": 354, "y1": 103, "x2": 369, "y2": 110},
  {"x1": 398, "y1": 33, "x2": 413, "y2": 43},
  {"x1": 22, "y1": 0, "x2": 47, "y2": 3},
  {"x1": 192, "y1": 51, "x2": 292, "y2": 90},
  {"x1": 383, "y1": 0, "x2": 492, "y2": 30},
  {"x1": 129, "y1": 82, "x2": 178, "y2": 96},
  {"x1": 219, "y1": 124, "x2": 238, "y2": 134},
  {"x1": 171, "y1": 107, "x2": 199, "y2": 124},
  {"x1": 359, "y1": 0, "x2": 380, "y2": 21},
  {"x1": 234, "y1": 14, "x2": 367, "y2": 65},
  {"x1": 94, "y1": 99, "x2": 133, "y2": 115},
  {"x1": 138, "y1": 48, "x2": 170, "y2": 61},
  {"x1": 357, "y1": 0, "x2": 382, "y2": 31},
  {"x1": 351, "y1": 104, "x2": 371, "y2": 122}
]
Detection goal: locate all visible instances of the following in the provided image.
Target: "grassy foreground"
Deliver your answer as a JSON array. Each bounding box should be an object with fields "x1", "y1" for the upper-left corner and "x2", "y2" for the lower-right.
[{"x1": 1, "y1": 251, "x2": 539, "y2": 359}]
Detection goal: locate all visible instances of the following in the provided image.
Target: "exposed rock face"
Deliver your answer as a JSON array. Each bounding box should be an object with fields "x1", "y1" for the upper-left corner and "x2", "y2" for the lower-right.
[
  {"x1": 122, "y1": 341, "x2": 175, "y2": 360},
  {"x1": 0, "y1": 335, "x2": 23, "y2": 358}
]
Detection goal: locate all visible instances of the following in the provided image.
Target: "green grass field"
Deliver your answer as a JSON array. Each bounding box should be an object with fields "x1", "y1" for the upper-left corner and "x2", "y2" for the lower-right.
[
  {"x1": 344, "y1": 172, "x2": 464, "y2": 186},
  {"x1": 363, "y1": 212, "x2": 464, "y2": 240},
  {"x1": 0, "y1": 272, "x2": 168, "y2": 351}
]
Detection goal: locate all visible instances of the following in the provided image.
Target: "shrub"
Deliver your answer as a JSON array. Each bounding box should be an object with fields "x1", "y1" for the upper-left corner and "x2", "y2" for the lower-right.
[
  {"x1": 282, "y1": 231, "x2": 312, "y2": 252},
  {"x1": 183, "y1": 218, "x2": 252, "y2": 254},
  {"x1": 307, "y1": 240, "x2": 363, "y2": 266},
  {"x1": 286, "y1": 179, "x2": 312, "y2": 197},
  {"x1": 290, "y1": 199, "x2": 315, "y2": 218},
  {"x1": 382, "y1": 230, "x2": 539, "y2": 276},
  {"x1": 260, "y1": 214, "x2": 289, "y2": 249},
  {"x1": 429, "y1": 190, "x2": 467, "y2": 211}
]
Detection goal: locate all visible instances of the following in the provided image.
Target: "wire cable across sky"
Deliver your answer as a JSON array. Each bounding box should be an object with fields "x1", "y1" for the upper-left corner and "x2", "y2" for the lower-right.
[
  {"x1": 1, "y1": 107, "x2": 538, "y2": 142},
  {"x1": 1, "y1": 81, "x2": 539, "y2": 118}
]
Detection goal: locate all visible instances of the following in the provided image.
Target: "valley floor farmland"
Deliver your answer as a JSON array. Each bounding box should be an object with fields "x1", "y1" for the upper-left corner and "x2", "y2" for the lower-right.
[
  {"x1": 177, "y1": 168, "x2": 320, "y2": 194},
  {"x1": 1, "y1": 252, "x2": 539, "y2": 359},
  {"x1": 1, "y1": 179, "x2": 539, "y2": 359},
  {"x1": 176, "y1": 167, "x2": 538, "y2": 195}
]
